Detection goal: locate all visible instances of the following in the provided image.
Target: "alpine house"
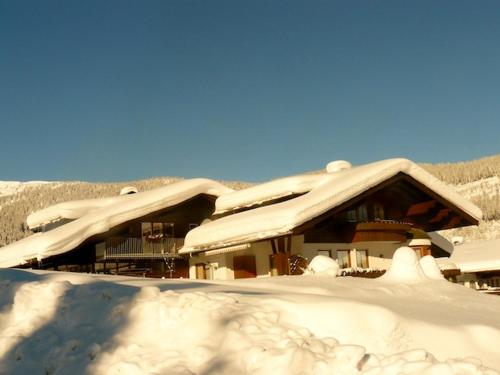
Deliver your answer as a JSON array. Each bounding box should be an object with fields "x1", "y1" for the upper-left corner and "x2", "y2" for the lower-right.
[{"x1": 180, "y1": 159, "x2": 482, "y2": 280}]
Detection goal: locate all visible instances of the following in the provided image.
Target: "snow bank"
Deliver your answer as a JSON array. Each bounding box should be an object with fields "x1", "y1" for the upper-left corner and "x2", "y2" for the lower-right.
[
  {"x1": 1, "y1": 269, "x2": 499, "y2": 374},
  {"x1": 305, "y1": 255, "x2": 339, "y2": 276},
  {"x1": 435, "y1": 257, "x2": 459, "y2": 271},
  {"x1": 379, "y1": 247, "x2": 429, "y2": 283}
]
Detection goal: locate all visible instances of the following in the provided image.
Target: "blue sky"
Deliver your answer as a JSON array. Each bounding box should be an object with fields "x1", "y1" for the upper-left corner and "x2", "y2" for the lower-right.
[{"x1": 1, "y1": 0, "x2": 499, "y2": 182}]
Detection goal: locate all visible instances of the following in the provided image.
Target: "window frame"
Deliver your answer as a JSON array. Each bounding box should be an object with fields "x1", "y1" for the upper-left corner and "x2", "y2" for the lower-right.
[
  {"x1": 336, "y1": 249, "x2": 351, "y2": 268},
  {"x1": 355, "y1": 249, "x2": 369, "y2": 269}
]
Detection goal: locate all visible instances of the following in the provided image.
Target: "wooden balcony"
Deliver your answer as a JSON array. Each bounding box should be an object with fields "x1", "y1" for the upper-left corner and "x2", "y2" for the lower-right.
[
  {"x1": 352, "y1": 220, "x2": 412, "y2": 243},
  {"x1": 103, "y1": 237, "x2": 185, "y2": 260}
]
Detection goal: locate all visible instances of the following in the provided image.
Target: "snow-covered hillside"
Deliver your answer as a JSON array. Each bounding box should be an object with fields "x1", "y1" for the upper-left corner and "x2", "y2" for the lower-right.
[
  {"x1": 454, "y1": 176, "x2": 500, "y2": 200},
  {"x1": 0, "y1": 264, "x2": 499, "y2": 375},
  {"x1": 439, "y1": 176, "x2": 500, "y2": 242},
  {"x1": 0, "y1": 181, "x2": 53, "y2": 198}
]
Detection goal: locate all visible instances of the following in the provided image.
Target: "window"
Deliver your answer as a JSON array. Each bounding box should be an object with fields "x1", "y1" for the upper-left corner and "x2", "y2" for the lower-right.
[
  {"x1": 347, "y1": 209, "x2": 357, "y2": 222},
  {"x1": 142, "y1": 222, "x2": 152, "y2": 239},
  {"x1": 373, "y1": 203, "x2": 384, "y2": 220},
  {"x1": 152, "y1": 222, "x2": 163, "y2": 239},
  {"x1": 357, "y1": 205, "x2": 368, "y2": 222},
  {"x1": 317, "y1": 250, "x2": 331, "y2": 257},
  {"x1": 356, "y1": 249, "x2": 369, "y2": 268},
  {"x1": 141, "y1": 222, "x2": 174, "y2": 240},
  {"x1": 163, "y1": 223, "x2": 174, "y2": 238},
  {"x1": 337, "y1": 250, "x2": 351, "y2": 268}
]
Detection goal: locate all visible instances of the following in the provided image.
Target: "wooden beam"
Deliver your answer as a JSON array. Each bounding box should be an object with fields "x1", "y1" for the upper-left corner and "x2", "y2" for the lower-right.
[
  {"x1": 293, "y1": 173, "x2": 408, "y2": 234},
  {"x1": 429, "y1": 208, "x2": 452, "y2": 223},
  {"x1": 442, "y1": 216, "x2": 463, "y2": 230},
  {"x1": 400, "y1": 174, "x2": 479, "y2": 227},
  {"x1": 270, "y1": 239, "x2": 277, "y2": 255},
  {"x1": 406, "y1": 200, "x2": 437, "y2": 216}
]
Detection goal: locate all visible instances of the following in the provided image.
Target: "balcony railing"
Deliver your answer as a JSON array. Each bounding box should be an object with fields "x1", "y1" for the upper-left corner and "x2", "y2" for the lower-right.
[{"x1": 103, "y1": 237, "x2": 185, "y2": 260}]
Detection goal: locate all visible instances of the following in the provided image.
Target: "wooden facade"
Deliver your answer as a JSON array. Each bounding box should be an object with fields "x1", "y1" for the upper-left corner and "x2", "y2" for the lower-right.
[{"x1": 297, "y1": 173, "x2": 475, "y2": 259}]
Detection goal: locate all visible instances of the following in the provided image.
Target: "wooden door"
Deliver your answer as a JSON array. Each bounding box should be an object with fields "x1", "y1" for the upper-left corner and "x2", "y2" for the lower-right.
[
  {"x1": 173, "y1": 258, "x2": 189, "y2": 278},
  {"x1": 195, "y1": 263, "x2": 206, "y2": 279},
  {"x1": 233, "y1": 255, "x2": 257, "y2": 279},
  {"x1": 270, "y1": 253, "x2": 290, "y2": 276},
  {"x1": 412, "y1": 246, "x2": 431, "y2": 258},
  {"x1": 421, "y1": 246, "x2": 431, "y2": 257}
]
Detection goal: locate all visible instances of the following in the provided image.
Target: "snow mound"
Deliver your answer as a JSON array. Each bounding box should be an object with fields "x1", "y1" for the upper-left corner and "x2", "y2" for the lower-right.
[
  {"x1": 0, "y1": 269, "x2": 499, "y2": 373},
  {"x1": 305, "y1": 255, "x2": 340, "y2": 276},
  {"x1": 435, "y1": 257, "x2": 459, "y2": 271},
  {"x1": 380, "y1": 247, "x2": 429, "y2": 283},
  {"x1": 1, "y1": 274, "x2": 498, "y2": 374},
  {"x1": 419, "y1": 256, "x2": 445, "y2": 280},
  {"x1": 326, "y1": 160, "x2": 352, "y2": 173}
]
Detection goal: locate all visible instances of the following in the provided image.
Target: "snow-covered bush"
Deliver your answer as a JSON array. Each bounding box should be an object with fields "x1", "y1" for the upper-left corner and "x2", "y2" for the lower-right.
[{"x1": 305, "y1": 255, "x2": 339, "y2": 276}]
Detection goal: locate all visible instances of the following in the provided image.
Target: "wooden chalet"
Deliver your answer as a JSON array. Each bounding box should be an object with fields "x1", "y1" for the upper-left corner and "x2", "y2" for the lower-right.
[{"x1": 181, "y1": 159, "x2": 481, "y2": 280}]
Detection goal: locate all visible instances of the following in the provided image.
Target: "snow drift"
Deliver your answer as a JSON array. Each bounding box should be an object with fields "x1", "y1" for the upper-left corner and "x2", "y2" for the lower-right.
[{"x1": 0, "y1": 268, "x2": 499, "y2": 374}]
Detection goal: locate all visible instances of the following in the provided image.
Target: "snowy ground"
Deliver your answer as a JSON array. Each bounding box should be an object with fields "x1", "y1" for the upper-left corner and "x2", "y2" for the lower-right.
[{"x1": 1, "y1": 262, "x2": 499, "y2": 375}]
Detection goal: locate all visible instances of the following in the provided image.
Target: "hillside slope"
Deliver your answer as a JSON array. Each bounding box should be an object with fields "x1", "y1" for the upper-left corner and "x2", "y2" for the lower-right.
[{"x1": 1, "y1": 154, "x2": 499, "y2": 246}]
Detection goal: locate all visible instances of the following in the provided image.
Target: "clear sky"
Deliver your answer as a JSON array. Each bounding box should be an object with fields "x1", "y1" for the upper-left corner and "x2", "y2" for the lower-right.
[{"x1": 1, "y1": 0, "x2": 499, "y2": 182}]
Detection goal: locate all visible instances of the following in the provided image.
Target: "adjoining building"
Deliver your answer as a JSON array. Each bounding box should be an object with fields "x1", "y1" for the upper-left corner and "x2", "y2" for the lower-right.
[
  {"x1": 0, "y1": 179, "x2": 232, "y2": 277},
  {"x1": 0, "y1": 158, "x2": 482, "y2": 280},
  {"x1": 450, "y1": 239, "x2": 500, "y2": 292}
]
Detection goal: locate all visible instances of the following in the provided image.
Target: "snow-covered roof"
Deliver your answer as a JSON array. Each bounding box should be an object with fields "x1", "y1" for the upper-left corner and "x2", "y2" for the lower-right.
[
  {"x1": 450, "y1": 239, "x2": 500, "y2": 273},
  {"x1": 27, "y1": 186, "x2": 142, "y2": 230},
  {"x1": 428, "y1": 232, "x2": 454, "y2": 254},
  {"x1": 27, "y1": 196, "x2": 124, "y2": 229},
  {"x1": 0, "y1": 179, "x2": 232, "y2": 268},
  {"x1": 215, "y1": 174, "x2": 330, "y2": 214},
  {"x1": 181, "y1": 158, "x2": 482, "y2": 254}
]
